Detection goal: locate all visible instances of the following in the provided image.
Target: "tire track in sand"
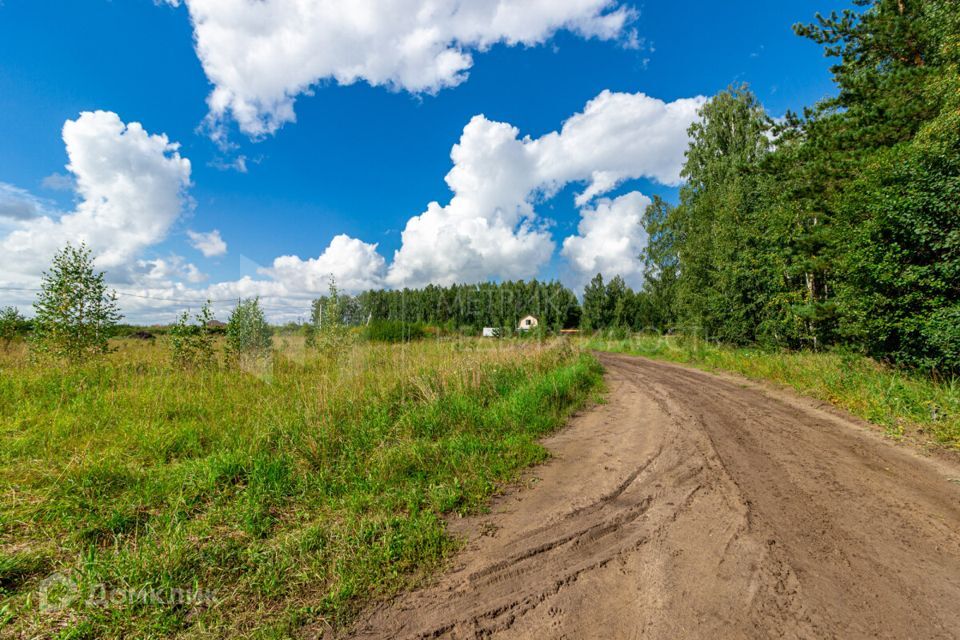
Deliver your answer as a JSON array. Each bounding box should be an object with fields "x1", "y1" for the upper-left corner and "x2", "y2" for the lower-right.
[{"x1": 339, "y1": 353, "x2": 960, "y2": 639}]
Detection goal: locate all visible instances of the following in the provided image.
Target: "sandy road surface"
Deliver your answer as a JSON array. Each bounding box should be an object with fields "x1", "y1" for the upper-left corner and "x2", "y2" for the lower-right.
[{"x1": 345, "y1": 353, "x2": 960, "y2": 639}]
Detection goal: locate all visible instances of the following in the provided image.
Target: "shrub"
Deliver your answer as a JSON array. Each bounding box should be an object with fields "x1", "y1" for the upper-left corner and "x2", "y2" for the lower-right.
[
  {"x1": 922, "y1": 304, "x2": 960, "y2": 374},
  {"x1": 365, "y1": 320, "x2": 426, "y2": 343},
  {"x1": 836, "y1": 93, "x2": 960, "y2": 374},
  {"x1": 308, "y1": 279, "x2": 355, "y2": 355},
  {"x1": 226, "y1": 297, "x2": 272, "y2": 357},
  {"x1": 170, "y1": 302, "x2": 217, "y2": 369},
  {"x1": 30, "y1": 243, "x2": 122, "y2": 361},
  {"x1": 0, "y1": 306, "x2": 27, "y2": 350}
]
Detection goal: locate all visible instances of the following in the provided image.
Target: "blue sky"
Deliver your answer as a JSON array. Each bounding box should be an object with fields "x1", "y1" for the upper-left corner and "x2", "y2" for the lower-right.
[{"x1": 0, "y1": 1, "x2": 849, "y2": 321}]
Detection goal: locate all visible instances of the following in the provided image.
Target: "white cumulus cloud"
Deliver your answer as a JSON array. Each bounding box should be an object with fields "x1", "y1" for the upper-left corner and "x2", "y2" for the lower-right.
[
  {"x1": 0, "y1": 183, "x2": 56, "y2": 221},
  {"x1": 387, "y1": 90, "x2": 704, "y2": 288},
  {"x1": 0, "y1": 111, "x2": 193, "y2": 283},
  {"x1": 385, "y1": 115, "x2": 554, "y2": 288},
  {"x1": 561, "y1": 191, "x2": 649, "y2": 290},
  {"x1": 0, "y1": 113, "x2": 385, "y2": 323},
  {"x1": 259, "y1": 233, "x2": 387, "y2": 292},
  {"x1": 110, "y1": 233, "x2": 386, "y2": 324},
  {"x1": 134, "y1": 255, "x2": 208, "y2": 285},
  {"x1": 165, "y1": 0, "x2": 636, "y2": 138},
  {"x1": 187, "y1": 229, "x2": 228, "y2": 257},
  {"x1": 526, "y1": 90, "x2": 705, "y2": 203},
  {"x1": 0, "y1": 88, "x2": 704, "y2": 322}
]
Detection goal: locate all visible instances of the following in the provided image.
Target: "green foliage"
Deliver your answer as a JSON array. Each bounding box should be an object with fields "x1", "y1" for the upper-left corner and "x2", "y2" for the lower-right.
[
  {"x1": 580, "y1": 273, "x2": 606, "y2": 331},
  {"x1": 576, "y1": 272, "x2": 673, "y2": 334},
  {"x1": 793, "y1": 0, "x2": 957, "y2": 149},
  {"x1": 835, "y1": 88, "x2": 960, "y2": 372},
  {"x1": 634, "y1": 0, "x2": 960, "y2": 373},
  {"x1": 671, "y1": 86, "x2": 785, "y2": 346},
  {"x1": 639, "y1": 196, "x2": 679, "y2": 329},
  {"x1": 922, "y1": 305, "x2": 960, "y2": 373},
  {"x1": 0, "y1": 306, "x2": 27, "y2": 350},
  {"x1": 225, "y1": 297, "x2": 272, "y2": 357},
  {"x1": 30, "y1": 243, "x2": 122, "y2": 361},
  {"x1": 169, "y1": 302, "x2": 217, "y2": 369},
  {"x1": 308, "y1": 278, "x2": 356, "y2": 355},
  {"x1": 365, "y1": 320, "x2": 426, "y2": 343}
]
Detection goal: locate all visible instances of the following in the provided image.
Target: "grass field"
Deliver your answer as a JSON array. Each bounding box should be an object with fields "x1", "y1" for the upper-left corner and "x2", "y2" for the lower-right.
[
  {"x1": 589, "y1": 334, "x2": 960, "y2": 450},
  {"x1": 0, "y1": 337, "x2": 601, "y2": 639}
]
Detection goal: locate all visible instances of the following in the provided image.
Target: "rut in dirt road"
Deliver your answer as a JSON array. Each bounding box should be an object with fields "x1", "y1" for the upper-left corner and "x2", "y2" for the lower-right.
[{"x1": 343, "y1": 353, "x2": 960, "y2": 640}]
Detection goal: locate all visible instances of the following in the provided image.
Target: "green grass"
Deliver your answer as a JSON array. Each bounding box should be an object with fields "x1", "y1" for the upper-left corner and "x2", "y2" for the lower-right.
[
  {"x1": 589, "y1": 333, "x2": 960, "y2": 449},
  {"x1": 0, "y1": 337, "x2": 601, "y2": 638}
]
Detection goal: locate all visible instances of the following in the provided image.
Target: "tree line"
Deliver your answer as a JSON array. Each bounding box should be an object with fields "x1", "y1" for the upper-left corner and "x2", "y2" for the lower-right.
[{"x1": 313, "y1": 280, "x2": 583, "y2": 332}]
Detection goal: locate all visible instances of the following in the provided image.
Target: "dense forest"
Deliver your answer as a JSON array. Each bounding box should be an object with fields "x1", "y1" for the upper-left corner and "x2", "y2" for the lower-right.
[
  {"x1": 644, "y1": 0, "x2": 960, "y2": 373},
  {"x1": 308, "y1": 1, "x2": 960, "y2": 374}
]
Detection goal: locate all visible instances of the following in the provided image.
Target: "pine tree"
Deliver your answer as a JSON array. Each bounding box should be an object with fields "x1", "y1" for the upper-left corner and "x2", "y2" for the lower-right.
[{"x1": 581, "y1": 274, "x2": 606, "y2": 331}]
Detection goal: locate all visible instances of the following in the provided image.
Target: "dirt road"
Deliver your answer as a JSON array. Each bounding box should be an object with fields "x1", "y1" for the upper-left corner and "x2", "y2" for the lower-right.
[{"x1": 347, "y1": 353, "x2": 960, "y2": 639}]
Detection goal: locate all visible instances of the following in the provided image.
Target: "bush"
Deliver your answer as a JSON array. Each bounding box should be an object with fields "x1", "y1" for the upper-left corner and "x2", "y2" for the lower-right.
[
  {"x1": 0, "y1": 306, "x2": 27, "y2": 350},
  {"x1": 365, "y1": 320, "x2": 426, "y2": 343},
  {"x1": 836, "y1": 105, "x2": 960, "y2": 374},
  {"x1": 226, "y1": 298, "x2": 272, "y2": 357},
  {"x1": 170, "y1": 302, "x2": 217, "y2": 369},
  {"x1": 307, "y1": 280, "x2": 354, "y2": 355},
  {"x1": 922, "y1": 304, "x2": 960, "y2": 374}
]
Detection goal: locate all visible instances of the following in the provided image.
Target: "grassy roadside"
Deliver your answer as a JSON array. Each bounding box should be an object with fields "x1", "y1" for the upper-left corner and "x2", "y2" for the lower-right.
[
  {"x1": 0, "y1": 338, "x2": 601, "y2": 639},
  {"x1": 588, "y1": 334, "x2": 960, "y2": 450}
]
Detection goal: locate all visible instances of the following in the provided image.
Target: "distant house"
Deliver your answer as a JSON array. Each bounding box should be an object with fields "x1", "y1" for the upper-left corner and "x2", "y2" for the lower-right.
[
  {"x1": 482, "y1": 327, "x2": 500, "y2": 338},
  {"x1": 517, "y1": 315, "x2": 539, "y2": 331}
]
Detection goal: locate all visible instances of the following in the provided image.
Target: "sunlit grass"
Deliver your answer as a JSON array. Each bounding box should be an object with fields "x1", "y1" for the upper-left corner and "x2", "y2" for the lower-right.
[
  {"x1": 0, "y1": 336, "x2": 601, "y2": 638},
  {"x1": 589, "y1": 333, "x2": 960, "y2": 449}
]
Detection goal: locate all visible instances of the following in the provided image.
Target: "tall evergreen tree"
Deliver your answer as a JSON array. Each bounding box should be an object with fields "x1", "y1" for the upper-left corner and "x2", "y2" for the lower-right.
[{"x1": 581, "y1": 274, "x2": 606, "y2": 331}]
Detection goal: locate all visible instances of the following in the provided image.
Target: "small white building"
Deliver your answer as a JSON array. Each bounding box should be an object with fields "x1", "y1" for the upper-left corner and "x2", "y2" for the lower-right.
[
  {"x1": 482, "y1": 327, "x2": 501, "y2": 338},
  {"x1": 517, "y1": 315, "x2": 539, "y2": 331}
]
